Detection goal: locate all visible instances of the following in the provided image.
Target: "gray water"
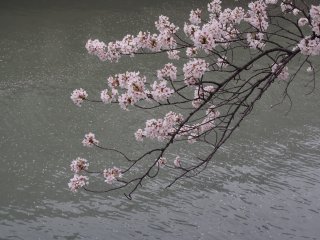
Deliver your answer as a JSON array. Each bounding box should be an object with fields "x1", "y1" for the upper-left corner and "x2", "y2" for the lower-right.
[{"x1": 1, "y1": 0, "x2": 320, "y2": 239}]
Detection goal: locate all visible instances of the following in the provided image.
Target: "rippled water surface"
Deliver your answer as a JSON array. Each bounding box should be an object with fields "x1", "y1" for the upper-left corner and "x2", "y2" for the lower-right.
[{"x1": 1, "y1": 0, "x2": 320, "y2": 239}]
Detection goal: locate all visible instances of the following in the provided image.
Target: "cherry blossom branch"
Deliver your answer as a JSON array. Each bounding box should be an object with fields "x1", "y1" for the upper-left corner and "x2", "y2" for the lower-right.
[{"x1": 67, "y1": 0, "x2": 319, "y2": 198}]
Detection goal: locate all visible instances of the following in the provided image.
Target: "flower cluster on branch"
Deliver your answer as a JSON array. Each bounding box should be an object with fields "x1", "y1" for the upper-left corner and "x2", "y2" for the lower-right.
[{"x1": 68, "y1": 0, "x2": 319, "y2": 198}]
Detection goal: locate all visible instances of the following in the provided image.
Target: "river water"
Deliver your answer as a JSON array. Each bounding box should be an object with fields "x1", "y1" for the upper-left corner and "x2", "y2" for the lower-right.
[{"x1": 1, "y1": 0, "x2": 320, "y2": 239}]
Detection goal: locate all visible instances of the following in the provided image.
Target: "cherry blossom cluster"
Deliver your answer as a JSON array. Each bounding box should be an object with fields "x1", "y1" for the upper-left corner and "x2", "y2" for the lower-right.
[
  {"x1": 189, "y1": 9, "x2": 202, "y2": 25},
  {"x1": 155, "y1": 15, "x2": 179, "y2": 35},
  {"x1": 83, "y1": 1, "x2": 320, "y2": 67},
  {"x1": 85, "y1": 39, "x2": 108, "y2": 61},
  {"x1": 185, "y1": 1, "x2": 245, "y2": 53},
  {"x1": 167, "y1": 50, "x2": 180, "y2": 60},
  {"x1": 296, "y1": 5, "x2": 320, "y2": 56},
  {"x1": 134, "y1": 104, "x2": 220, "y2": 144},
  {"x1": 184, "y1": 0, "x2": 245, "y2": 56},
  {"x1": 246, "y1": 32, "x2": 265, "y2": 50},
  {"x1": 244, "y1": 0, "x2": 268, "y2": 50},
  {"x1": 70, "y1": 75, "x2": 175, "y2": 110},
  {"x1": 135, "y1": 111, "x2": 184, "y2": 142},
  {"x1": 103, "y1": 167, "x2": 123, "y2": 184},
  {"x1": 103, "y1": 71, "x2": 175, "y2": 110},
  {"x1": 298, "y1": 37, "x2": 320, "y2": 56},
  {"x1": 85, "y1": 15, "x2": 178, "y2": 63},
  {"x1": 150, "y1": 80, "x2": 174, "y2": 102},
  {"x1": 108, "y1": 71, "x2": 144, "y2": 89},
  {"x1": 69, "y1": 157, "x2": 90, "y2": 192},
  {"x1": 157, "y1": 63, "x2": 177, "y2": 81},
  {"x1": 82, "y1": 132, "x2": 99, "y2": 147},
  {"x1": 186, "y1": 47, "x2": 197, "y2": 57},
  {"x1": 192, "y1": 20, "x2": 221, "y2": 52},
  {"x1": 183, "y1": 58, "x2": 209, "y2": 86},
  {"x1": 219, "y1": 7, "x2": 245, "y2": 26},
  {"x1": 100, "y1": 88, "x2": 118, "y2": 104},
  {"x1": 207, "y1": 0, "x2": 222, "y2": 17},
  {"x1": 70, "y1": 88, "x2": 88, "y2": 107},
  {"x1": 70, "y1": 157, "x2": 89, "y2": 173},
  {"x1": 68, "y1": 175, "x2": 89, "y2": 192},
  {"x1": 107, "y1": 71, "x2": 147, "y2": 110},
  {"x1": 280, "y1": 1, "x2": 293, "y2": 13}
]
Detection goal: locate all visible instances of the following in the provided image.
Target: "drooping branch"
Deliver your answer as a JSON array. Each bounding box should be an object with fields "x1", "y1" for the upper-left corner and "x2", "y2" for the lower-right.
[{"x1": 68, "y1": 0, "x2": 319, "y2": 198}]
